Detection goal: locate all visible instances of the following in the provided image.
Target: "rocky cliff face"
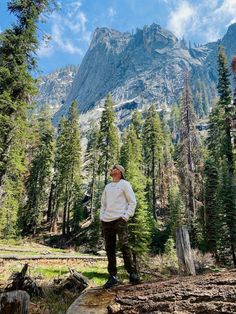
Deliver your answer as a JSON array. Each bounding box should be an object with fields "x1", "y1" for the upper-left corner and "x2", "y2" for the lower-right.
[
  {"x1": 37, "y1": 23, "x2": 236, "y2": 126},
  {"x1": 63, "y1": 23, "x2": 212, "y2": 113},
  {"x1": 35, "y1": 65, "x2": 78, "y2": 114}
]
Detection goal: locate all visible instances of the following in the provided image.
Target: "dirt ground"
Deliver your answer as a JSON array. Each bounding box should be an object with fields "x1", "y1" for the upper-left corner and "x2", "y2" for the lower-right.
[
  {"x1": 1, "y1": 246, "x2": 236, "y2": 314},
  {"x1": 108, "y1": 270, "x2": 236, "y2": 314}
]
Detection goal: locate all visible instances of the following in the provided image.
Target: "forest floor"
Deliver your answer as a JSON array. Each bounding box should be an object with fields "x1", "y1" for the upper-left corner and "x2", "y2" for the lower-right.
[{"x1": 0, "y1": 240, "x2": 235, "y2": 313}]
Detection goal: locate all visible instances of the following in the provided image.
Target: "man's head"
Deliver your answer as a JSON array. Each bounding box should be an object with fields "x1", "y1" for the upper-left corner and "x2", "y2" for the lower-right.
[{"x1": 110, "y1": 164, "x2": 125, "y2": 181}]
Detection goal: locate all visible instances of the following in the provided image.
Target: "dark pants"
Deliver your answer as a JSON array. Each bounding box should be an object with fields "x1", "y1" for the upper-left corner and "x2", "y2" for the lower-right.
[{"x1": 102, "y1": 218, "x2": 135, "y2": 276}]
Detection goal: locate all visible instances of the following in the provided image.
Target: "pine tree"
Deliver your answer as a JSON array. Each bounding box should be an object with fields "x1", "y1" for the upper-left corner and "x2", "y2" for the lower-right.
[
  {"x1": 50, "y1": 102, "x2": 82, "y2": 236},
  {"x1": 0, "y1": 120, "x2": 28, "y2": 238},
  {"x1": 143, "y1": 105, "x2": 163, "y2": 219},
  {"x1": 97, "y1": 94, "x2": 119, "y2": 185},
  {"x1": 49, "y1": 117, "x2": 67, "y2": 233},
  {"x1": 207, "y1": 47, "x2": 236, "y2": 265},
  {"x1": 177, "y1": 75, "x2": 200, "y2": 219},
  {"x1": 0, "y1": 1, "x2": 52, "y2": 237},
  {"x1": 84, "y1": 122, "x2": 100, "y2": 220},
  {"x1": 217, "y1": 47, "x2": 236, "y2": 265},
  {"x1": 0, "y1": 0, "x2": 52, "y2": 193},
  {"x1": 130, "y1": 110, "x2": 143, "y2": 139},
  {"x1": 169, "y1": 103, "x2": 181, "y2": 143},
  {"x1": 159, "y1": 116, "x2": 175, "y2": 209},
  {"x1": 203, "y1": 159, "x2": 219, "y2": 255},
  {"x1": 166, "y1": 185, "x2": 184, "y2": 238},
  {"x1": 120, "y1": 121, "x2": 151, "y2": 269},
  {"x1": 19, "y1": 106, "x2": 55, "y2": 235},
  {"x1": 232, "y1": 56, "x2": 236, "y2": 149}
]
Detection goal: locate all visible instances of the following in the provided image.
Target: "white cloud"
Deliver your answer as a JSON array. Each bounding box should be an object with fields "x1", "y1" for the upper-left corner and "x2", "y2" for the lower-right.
[
  {"x1": 167, "y1": 1, "x2": 194, "y2": 38},
  {"x1": 108, "y1": 7, "x2": 117, "y2": 17},
  {"x1": 167, "y1": 0, "x2": 236, "y2": 43},
  {"x1": 37, "y1": 42, "x2": 54, "y2": 58},
  {"x1": 51, "y1": 23, "x2": 83, "y2": 54},
  {"x1": 38, "y1": 0, "x2": 88, "y2": 57}
]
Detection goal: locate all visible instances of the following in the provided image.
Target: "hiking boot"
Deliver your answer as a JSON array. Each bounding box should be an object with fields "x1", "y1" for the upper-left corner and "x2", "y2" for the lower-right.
[
  {"x1": 129, "y1": 273, "x2": 141, "y2": 284},
  {"x1": 103, "y1": 275, "x2": 118, "y2": 289}
]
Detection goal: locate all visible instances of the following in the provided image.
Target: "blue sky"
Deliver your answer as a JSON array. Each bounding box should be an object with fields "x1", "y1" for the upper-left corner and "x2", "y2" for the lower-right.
[{"x1": 1, "y1": 0, "x2": 236, "y2": 75}]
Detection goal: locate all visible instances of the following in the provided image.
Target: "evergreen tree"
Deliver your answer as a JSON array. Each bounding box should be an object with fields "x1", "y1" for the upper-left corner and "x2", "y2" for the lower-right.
[
  {"x1": 130, "y1": 110, "x2": 143, "y2": 138},
  {"x1": 217, "y1": 47, "x2": 236, "y2": 265},
  {"x1": 0, "y1": 120, "x2": 28, "y2": 238},
  {"x1": 97, "y1": 94, "x2": 119, "y2": 185},
  {"x1": 0, "y1": 1, "x2": 52, "y2": 237},
  {"x1": 19, "y1": 106, "x2": 55, "y2": 235},
  {"x1": 177, "y1": 75, "x2": 200, "y2": 219},
  {"x1": 0, "y1": 0, "x2": 52, "y2": 193},
  {"x1": 166, "y1": 185, "x2": 184, "y2": 239},
  {"x1": 143, "y1": 105, "x2": 163, "y2": 219},
  {"x1": 159, "y1": 116, "x2": 175, "y2": 209},
  {"x1": 49, "y1": 117, "x2": 67, "y2": 233},
  {"x1": 84, "y1": 122, "x2": 100, "y2": 220},
  {"x1": 169, "y1": 103, "x2": 181, "y2": 143},
  {"x1": 232, "y1": 56, "x2": 236, "y2": 148},
  {"x1": 203, "y1": 159, "x2": 219, "y2": 255},
  {"x1": 207, "y1": 47, "x2": 236, "y2": 265},
  {"x1": 120, "y1": 121, "x2": 151, "y2": 269},
  {"x1": 50, "y1": 102, "x2": 82, "y2": 236}
]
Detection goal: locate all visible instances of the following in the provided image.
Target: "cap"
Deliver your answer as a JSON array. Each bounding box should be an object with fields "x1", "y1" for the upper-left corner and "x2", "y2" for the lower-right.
[{"x1": 113, "y1": 164, "x2": 125, "y2": 178}]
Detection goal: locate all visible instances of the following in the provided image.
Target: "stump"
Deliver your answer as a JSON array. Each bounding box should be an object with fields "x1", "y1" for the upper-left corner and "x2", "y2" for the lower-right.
[
  {"x1": 176, "y1": 225, "x2": 196, "y2": 275},
  {"x1": 6, "y1": 263, "x2": 43, "y2": 297},
  {"x1": 0, "y1": 290, "x2": 30, "y2": 314}
]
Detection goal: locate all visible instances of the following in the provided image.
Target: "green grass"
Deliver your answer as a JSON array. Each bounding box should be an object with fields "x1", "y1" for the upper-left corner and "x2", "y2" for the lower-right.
[
  {"x1": 31, "y1": 290, "x2": 77, "y2": 314},
  {"x1": 0, "y1": 250, "x2": 40, "y2": 256},
  {"x1": 81, "y1": 266, "x2": 108, "y2": 285},
  {"x1": 31, "y1": 266, "x2": 69, "y2": 278},
  {"x1": 0, "y1": 238, "x2": 24, "y2": 246}
]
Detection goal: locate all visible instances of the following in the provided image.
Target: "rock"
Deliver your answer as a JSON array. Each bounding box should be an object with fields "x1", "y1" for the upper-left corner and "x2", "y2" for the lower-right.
[
  {"x1": 96, "y1": 250, "x2": 106, "y2": 256},
  {"x1": 35, "y1": 65, "x2": 78, "y2": 115},
  {"x1": 34, "y1": 23, "x2": 236, "y2": 130}
]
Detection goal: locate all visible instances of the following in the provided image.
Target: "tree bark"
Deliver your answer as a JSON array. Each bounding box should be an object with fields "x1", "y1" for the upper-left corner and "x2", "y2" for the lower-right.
[
  {"x1": 0, "y1": 290, "x2": 30, "y2": 314},
  {"x1": 176, "y1": 225, "x2": 196, "y2": 276}
]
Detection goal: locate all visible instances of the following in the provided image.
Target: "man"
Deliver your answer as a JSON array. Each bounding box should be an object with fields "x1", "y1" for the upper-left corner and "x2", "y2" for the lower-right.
[{"x1": 100, "y1": 164, "x2": 141, "y2": 289}]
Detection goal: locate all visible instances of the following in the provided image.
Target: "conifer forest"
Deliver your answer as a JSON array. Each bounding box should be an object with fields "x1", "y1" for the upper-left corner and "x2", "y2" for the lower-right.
[{"x1": 1, "y1": 0, "x2": 236, "y2": 269}]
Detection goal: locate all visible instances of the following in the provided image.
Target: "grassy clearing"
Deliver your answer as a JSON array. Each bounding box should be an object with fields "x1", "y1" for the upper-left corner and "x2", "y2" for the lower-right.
[
  {"x1": 0, "y1": 250, "x2": 41, "y2": 256},
  {"x1": 0, "y1": 238, "x2": 24, "y2": 246}
]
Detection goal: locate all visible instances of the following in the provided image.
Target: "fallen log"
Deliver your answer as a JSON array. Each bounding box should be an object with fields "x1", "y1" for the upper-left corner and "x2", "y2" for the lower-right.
[
  {"x1": 0, "y1": 290, "x2": 30, "y2": 314},
  {"x1": 53, "y1": 268, "x2": 90, "y2": 293},
  {"x1": 0, "y1": 254, "x2": 107, "y2": 260},
  {"x1": 0, "y1": 247, "x2": 50, "y2": 254}
]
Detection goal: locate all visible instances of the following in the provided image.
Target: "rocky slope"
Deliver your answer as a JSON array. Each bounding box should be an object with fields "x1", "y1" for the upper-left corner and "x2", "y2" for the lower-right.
[
  {"x1": 35, "y1": 65, "x2": 78, "y2": 114},
  {"x1": 34, "y1": 23, "x2": 236, "y2": 127}
]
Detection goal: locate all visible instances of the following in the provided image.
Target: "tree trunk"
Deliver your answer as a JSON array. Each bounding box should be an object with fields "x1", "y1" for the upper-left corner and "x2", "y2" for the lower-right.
[
  {"x1": 0, "y1": 290, "x2": 30, "y2": 314},
  {"x1": 63, "y1": 184, "x2": 68, "y2": 236},
  {"x1": 176, "y1": 226, "x2": 196, "y2": 276},
  {"x1": 90, "y1": 163, "x2": 96, "y2": 220},
  {"x1": 47, "y1": 182, "x2": 55, "y2": 222},
  {"x1": 152, "y1": 151, "x2": 156, "y2": 219}
]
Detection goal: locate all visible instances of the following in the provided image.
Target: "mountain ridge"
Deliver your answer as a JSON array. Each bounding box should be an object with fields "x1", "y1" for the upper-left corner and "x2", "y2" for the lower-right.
[{"x1": 35, "y1": 23, "x2": 236, "y2": 126}]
